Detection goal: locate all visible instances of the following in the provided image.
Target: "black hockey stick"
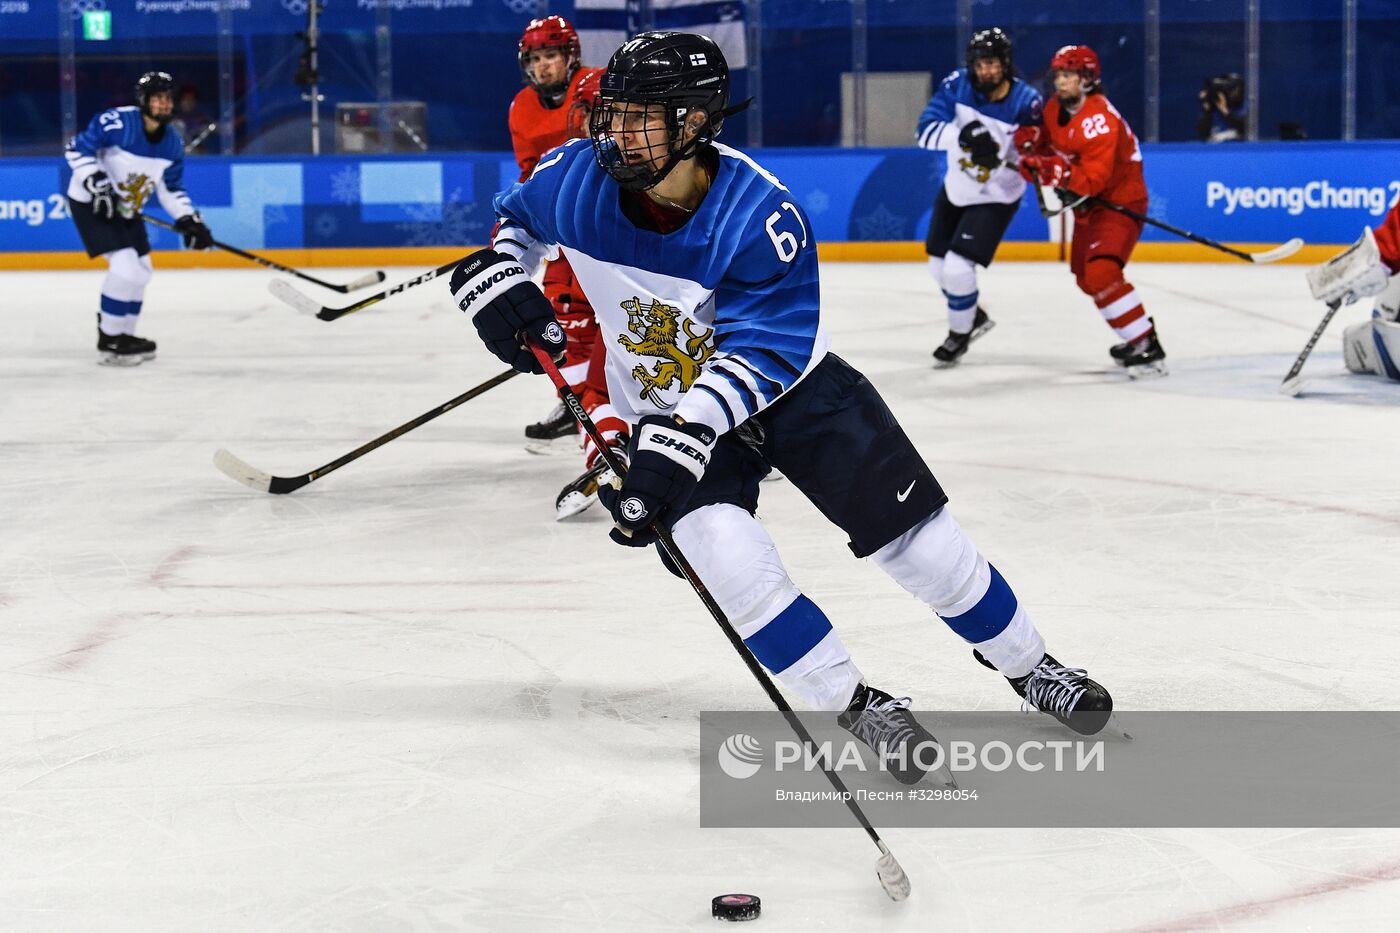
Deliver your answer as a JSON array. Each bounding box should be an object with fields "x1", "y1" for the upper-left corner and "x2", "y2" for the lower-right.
[
  {"x1": 268, "y1": 256, "x2": 465, "y2": 321},
  {"x1": 140, "y1": 214, "x2": 385, "y2": 292},
  {"x1": 526, "y1": 340, "x2": 913, "y2": 902},
  {"x1": 1279, "y1": 299, "x2": 1343, "y2": 397},
  {"x1": 213, "y1": 368, "x2": 519, "y2": 493},
  {"x1": 1058, "y1": 190, "x2": 1303, "y2": 263}
]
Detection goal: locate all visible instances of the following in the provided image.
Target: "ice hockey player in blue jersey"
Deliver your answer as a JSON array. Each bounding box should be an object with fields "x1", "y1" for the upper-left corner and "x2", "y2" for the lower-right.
[
  {"x1": 916, "y1": 28, "x2": 1042, "y2": 365},
  {"x1": 452, "y1": 32, "x2": 1116, "y2": 782},
  {"x1": 65, "y1": 71, "x2": 214, "y2": 365}
]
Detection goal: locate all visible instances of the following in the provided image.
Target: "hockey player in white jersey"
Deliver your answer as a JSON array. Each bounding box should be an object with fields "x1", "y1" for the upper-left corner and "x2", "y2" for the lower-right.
[
  {"x1": 1308, "y1": 202, "x2": 1400, "y2": 382},
  {"x1": 916, "y1": 27, "x2": 1042, "y2": 365},
  {"x1": 452, "y1": 32, "x2": 1117, "y2": 782},
  {"x1": 65, "y1": 71, "x2": 214, "y2": 365}
]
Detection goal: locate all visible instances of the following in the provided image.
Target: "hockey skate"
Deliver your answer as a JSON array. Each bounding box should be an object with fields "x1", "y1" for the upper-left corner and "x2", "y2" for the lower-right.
[
  {"x1": 932, "y1": 307, "x2": 995, "y2": 366},
  {"x1": 525, "y1": 400, "x2": 577, "y2": 454},
  {"x1": 974, "y1": 650, "x2": 1127, "y2": 738},
  {"x1": 554, "y1": 440, "x2": 627, "y2": 520},
  {"x1": 1112, "y1": 328, "x2": 1167, "y2": 379},
  {"x1": 128, "y1": 334, "x2": 157, "y2": 361},
  {"x1": 96, "y1": 330, "x2": 144, "y2": 367},
  {"x1": 839, "y1": 683, "x2": 956, "y2": 786}
]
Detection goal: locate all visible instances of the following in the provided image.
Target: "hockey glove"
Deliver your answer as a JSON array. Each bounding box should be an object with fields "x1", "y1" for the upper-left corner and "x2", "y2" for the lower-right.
[
  {"x1": 82, "y1": 172, "x2": 116, "y2": 221},
  {"x1": 174, "y1": 213, "x2": 214, "y2": 250},
  {"x1": 1011, "y1": 124, "x2": 1043, "y2": 156},
  {"x1": 1018, "y1": 153, "x2": 1071, "y2": 188},
  {"x1": 958, "y1": 121, "x2": 1001, "y2": 169},
  {"x1": 451, "y1": 248, "x2": 566, "y2": 375},
  {"x1": 602, "y1": 415, "x2": 715, "y2": 547}
]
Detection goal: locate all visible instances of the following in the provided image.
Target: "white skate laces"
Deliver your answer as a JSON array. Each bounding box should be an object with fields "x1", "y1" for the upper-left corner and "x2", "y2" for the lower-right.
[
  {"x1": 848, "y1": 693, "x2": 916, "y2": 753},
  {"x1": 1020, "y1": 660, "x2": 1090, "y2": 717}
]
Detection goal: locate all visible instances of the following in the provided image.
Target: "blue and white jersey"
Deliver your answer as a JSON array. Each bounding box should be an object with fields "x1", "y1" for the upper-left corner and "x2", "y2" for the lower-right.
[
  {"x1": 916, "y1": 69, "x2": 1042, "y2": 207},
  {"x1": 493, "y1": 138, "x2": 829, "y2": 434},
  {"x1": 64, "y1": 106, "x2": 194, "y2": 220}
]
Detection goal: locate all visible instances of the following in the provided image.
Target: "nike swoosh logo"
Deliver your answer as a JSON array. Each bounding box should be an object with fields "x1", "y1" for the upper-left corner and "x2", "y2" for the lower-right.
[{"x1": 897, "y1": 480, "x2": 916, "y2": 502}]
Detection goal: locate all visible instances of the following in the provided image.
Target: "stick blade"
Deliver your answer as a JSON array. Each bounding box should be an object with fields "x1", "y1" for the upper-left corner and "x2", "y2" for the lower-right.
[
  {"x1": 268, "y1": 278, "x2": 323, "y2": 315},
  {"x1": 876, "y1": 843, "x2": 911, "y2": 902},
  {"x1": 1251, "y1": 237, "x2": 1304, "y2": 264},
  {"x1": 343, "y1": 270, "x2": 387, "y2": 291},
  {"x1": 213, "y1": 448, "x2": 273, "y2": 493},
  {"x1": 1279, "y1": 376, "x2": 1306, "y2": 397}
]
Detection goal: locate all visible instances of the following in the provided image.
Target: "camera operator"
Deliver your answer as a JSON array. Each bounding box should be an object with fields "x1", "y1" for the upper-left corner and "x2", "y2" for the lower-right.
[{"x1": 1197, "y1": 73, "x2": 1246, "y2": 142}]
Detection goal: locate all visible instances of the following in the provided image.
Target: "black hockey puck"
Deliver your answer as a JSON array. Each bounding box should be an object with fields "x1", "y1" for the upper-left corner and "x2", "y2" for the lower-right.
[{"x1": 712, "y1": 893, "x2": 761, "y2": 921}]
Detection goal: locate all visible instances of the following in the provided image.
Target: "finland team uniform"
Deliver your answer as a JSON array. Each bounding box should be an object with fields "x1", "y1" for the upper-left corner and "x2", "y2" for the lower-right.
[
  {"x1": 915, "y1": 28, "x2": 1042, "y2": 364},
  {"x1": 66, "y1": 105, "x2": 194, "y2": 259},
  {"x1": 63, "y1": 73, "x2": 210, "y2": 366},
  {"x1": 458, "y1": 32, "x2": 1115, "y2": 769}
]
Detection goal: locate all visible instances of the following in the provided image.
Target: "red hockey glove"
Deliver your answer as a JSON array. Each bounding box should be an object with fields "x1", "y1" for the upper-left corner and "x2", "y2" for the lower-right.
[
  {"x1": 1011, "y1": 125, "x2": 1043, "y2": 156},
  {"x1": 1018, "y1": 153, "x2": 1071, "y2": 188}
]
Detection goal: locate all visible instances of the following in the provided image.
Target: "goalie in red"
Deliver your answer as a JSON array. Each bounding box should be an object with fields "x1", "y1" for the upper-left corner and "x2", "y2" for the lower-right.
[
  {"x1": 1014, "y1": 45, "x2": 1168, "y2": 378},
  {"x1": 508, "y1": 15, "x2": 628, "y2": 516},
  {"x1": 1307, "y1": 200, "x2": 1400, "y2": 382}
]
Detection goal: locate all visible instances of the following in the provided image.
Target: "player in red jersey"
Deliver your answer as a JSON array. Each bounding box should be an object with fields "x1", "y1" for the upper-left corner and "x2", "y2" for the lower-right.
[
  {"x1": 508, "y1": 16, "x2": 629, "y2": 514},
  {"x1": 1014, "y1": 45, "x2": 1167, "y2": 377}
]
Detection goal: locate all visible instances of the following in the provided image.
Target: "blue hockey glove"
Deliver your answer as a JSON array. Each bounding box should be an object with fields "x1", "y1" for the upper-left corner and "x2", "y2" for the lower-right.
[
  {"x1": 958, "y1": 120, "x2": 1001, "y2": 168},
  {"x1": 451, "y1": 248, "x2": 566, "y2": 374},
  {"x1": 604, "y1": 415, "x2": 715, "y2": 547},
  {"x1": 82, "y1": 172, "x2": 116, "y2": 221}
]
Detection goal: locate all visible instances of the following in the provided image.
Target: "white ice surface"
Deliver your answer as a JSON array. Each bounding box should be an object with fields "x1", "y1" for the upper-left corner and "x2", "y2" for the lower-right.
[{"x1": 3, "y1": 262, "x2": 1399, "y2": 931}]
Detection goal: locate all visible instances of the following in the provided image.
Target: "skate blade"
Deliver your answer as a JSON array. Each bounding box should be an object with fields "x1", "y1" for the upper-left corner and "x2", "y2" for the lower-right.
[
  {"x1": 1124, "y1": 360, "x2": 1168, "y2": 380},
  {"x1": 98, "y1": 353, "x2": 142, "y2": 367},
  {"x1": 932, "y1": 355, "x2": 963, "y2": 369},
  {"x1": 969, "y1": 318, "x2": 996, "y2": 341},
  {"x1": 524, "y1": 436, "x2": 579, "y2": 456},
  {"x1": 554, "y1": 489, "x2": 598, "y2": 521},
  {"x1": 1100, "y1": 713, "x2": 1133, "y2": 741}
]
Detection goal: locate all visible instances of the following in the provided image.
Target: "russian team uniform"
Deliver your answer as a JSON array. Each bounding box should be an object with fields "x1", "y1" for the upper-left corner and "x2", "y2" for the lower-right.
[
  {"x1": 510, "y1": 68, "x2": 609, "y2": 397},
  {"x1": 1038, "y1": 93, "x2": 1155, "y2": 345},
  {"x1": 489, "y1": 138, "x2": 1051, "y2": 711},
  {"x1": 65, "y1": 106, "x2": 195, "y2": 339},
  {"x1": 1343, "y1": 200, "x2": 1400, "y2": 381},
  {"x1": 916, "y1": 69, "x2": 1041, "y2": 332}
]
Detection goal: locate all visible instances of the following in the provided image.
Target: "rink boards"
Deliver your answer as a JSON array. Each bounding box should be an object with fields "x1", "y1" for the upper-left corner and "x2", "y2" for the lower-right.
[{"x1": 1, "y1": 140, "x2": 1395, "y2": 267}]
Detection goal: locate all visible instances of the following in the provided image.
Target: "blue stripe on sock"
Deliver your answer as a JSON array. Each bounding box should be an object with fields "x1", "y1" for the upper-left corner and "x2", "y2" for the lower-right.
[
  {"x1": 100, "y1": 295, "x2": 142, "y2": 316},
  {"x1": 942, "y1": 290, "x2": 979, "y2": 311},
  {"x1": 743, "y1": 594, "x2": 833, "y2": 674},
  {"x1": 940, "y1": 564, "x2": 1017, "y2": 642}
]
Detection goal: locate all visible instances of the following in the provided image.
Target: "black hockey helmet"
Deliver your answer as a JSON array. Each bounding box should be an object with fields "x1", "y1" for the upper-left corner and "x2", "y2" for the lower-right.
[
  {"x1": 966, "y1": 27, "x2": 1013, "y2": 93},
  {"x1": 135, "y1": 71, "x2": 175, "y2": 124},
  {"x1": 589, "y1": 31, "x2": 746, "y2": 191}
]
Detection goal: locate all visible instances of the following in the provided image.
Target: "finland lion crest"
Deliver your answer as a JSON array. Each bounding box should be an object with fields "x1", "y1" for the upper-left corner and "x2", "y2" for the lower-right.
[{"x1": 617, "y1": 296, "x2": 714, "y2": 403}]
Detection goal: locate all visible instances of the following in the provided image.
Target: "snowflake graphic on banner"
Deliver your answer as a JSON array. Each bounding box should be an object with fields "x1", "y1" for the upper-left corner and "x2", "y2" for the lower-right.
[
  {"x1": 854, "y1": 204, "x2": 907, "y2": 240},
  {"x1": 395, "y1": 188, "x2": 485, "y2": 247},
  {"x1": 282, "y1": 0, "x2": 311, "y2": 16},
  {"x1": 71, "y1": 0, "x2": 108, "y2": 18},
  {"x1": 501, "y1": 0, "x2": 547, "y2": 15},
  {"x1": 329, "y1": 165, "x2": 360, "y2": 206},
  {"x1": 313, "y1": 212, "x2": 338, "y2": 239},
  {"x1": 804, "y1": 190, "x2": 831, "y2": 216},
  {"x1": 1147, "y1": 190, "x2": 1169, "y2": 221}
]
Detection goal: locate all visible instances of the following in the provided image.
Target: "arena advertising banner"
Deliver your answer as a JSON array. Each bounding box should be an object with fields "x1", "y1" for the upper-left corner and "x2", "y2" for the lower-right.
[{"x1": 1, "y1": 142, "x2": 1395, "y2": 253}]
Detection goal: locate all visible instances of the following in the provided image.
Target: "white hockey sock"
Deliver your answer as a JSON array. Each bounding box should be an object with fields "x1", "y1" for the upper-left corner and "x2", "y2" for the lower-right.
[
  {"x1": 672, "y1": 504, "x2": 864, "y2": 711},
  {"x1": 871, "y1": 508, "x2": 1046, "y2": 679},
  {"x1": 100, "y1": 248, "x2": 151, "y2": 337},
  {"x1": 942, "y1": 252, "x2": 980, "y2": 333}
]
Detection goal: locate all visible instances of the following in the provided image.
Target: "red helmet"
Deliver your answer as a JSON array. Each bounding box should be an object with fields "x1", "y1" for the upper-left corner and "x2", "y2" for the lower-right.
[
  {"x1": 518, "y1": 15, "x2": 581, "y2": 90},
  {"x1": 1050, "y1": 44, "x2": 1100, "y2": 89}
]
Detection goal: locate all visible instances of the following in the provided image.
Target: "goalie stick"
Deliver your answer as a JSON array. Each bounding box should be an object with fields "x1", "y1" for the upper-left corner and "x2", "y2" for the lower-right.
[
  {"x1": 141, "y1": 214, "x2": 385, "y2": 292},
  {"x1": 269, "y1": 256, "x2": 466, "y2": 321},
  {"x1": 213, "y1": 368, "x2": 519, "y2": 493},
  {"x1": 1279, "y1": 299, "x2": 1343, "y2": 397},
  {"x1": 525, "y1": 339, "x2": 913, "y2": 903}
]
